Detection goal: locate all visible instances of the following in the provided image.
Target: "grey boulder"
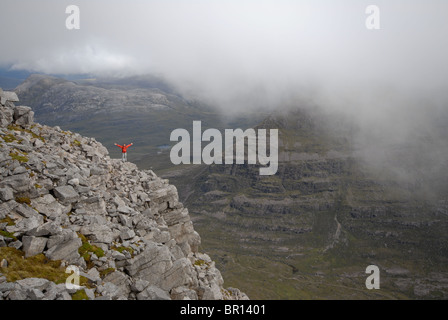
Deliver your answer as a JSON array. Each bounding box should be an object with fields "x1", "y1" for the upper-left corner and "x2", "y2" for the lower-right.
[{"x1": 22, "y1": 236, "x2": 48, "y2": 257}]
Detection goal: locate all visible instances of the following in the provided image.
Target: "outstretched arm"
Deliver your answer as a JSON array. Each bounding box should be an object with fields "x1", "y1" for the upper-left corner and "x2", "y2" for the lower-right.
[{"x1": 115, "y1": 143, "x2": 123, "y2": 148}]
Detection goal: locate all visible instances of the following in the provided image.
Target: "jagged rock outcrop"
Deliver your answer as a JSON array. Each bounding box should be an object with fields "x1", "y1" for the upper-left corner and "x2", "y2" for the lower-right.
[{"x1": 0, "y1": 89, "x2": 248, "y2": 300}]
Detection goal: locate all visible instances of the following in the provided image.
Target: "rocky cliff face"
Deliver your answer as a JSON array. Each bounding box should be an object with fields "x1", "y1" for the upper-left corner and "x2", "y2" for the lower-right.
[{"x1": 0, "y1": 88, "x2": 248, "y2": 300}]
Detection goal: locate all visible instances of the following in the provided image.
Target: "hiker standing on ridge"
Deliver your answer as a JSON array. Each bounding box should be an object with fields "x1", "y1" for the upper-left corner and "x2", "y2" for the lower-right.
[{"x1": 114, "y1": 143, "x2": 133, "y2": 162}]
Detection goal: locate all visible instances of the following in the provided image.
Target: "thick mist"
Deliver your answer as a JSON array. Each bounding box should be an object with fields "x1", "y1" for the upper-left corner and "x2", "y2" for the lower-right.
[
  {"x1": 1, "y1": 0, "x2": 447, "y2": 190},
  {"x1": 1, "y1": 1, "x2": 446, "y2": 110}
]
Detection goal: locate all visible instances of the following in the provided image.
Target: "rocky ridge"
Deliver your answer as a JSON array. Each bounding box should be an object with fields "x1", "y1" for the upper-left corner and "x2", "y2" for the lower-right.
[{"x1": 0, "y1": 88, "x2": 248, "y2": 300}]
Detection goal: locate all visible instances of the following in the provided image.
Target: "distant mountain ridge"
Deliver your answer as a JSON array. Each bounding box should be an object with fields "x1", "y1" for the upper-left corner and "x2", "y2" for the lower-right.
[
  {"x1": 13, "y1": 74, "x2": 265, "y2": 173},
  {"x1": 15, "y1": 74, "x2": 186, "y2": 119}
]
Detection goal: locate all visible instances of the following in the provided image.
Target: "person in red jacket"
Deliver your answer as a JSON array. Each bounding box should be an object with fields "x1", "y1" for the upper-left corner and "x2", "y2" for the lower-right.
[{"x1": 114, "y1": 142, "x2": 133, "y2": 162}]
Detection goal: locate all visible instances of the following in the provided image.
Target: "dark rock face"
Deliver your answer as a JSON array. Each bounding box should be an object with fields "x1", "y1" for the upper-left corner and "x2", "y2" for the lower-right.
[{"x1": 0, "y1": 89, "x2": 248, "y2": 300}]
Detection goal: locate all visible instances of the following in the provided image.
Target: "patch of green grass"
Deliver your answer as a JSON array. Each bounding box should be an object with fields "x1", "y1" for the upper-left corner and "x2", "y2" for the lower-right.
[
  {"x1": 73, "y1": 139, "x2": 81, "y2": 147},
  {"x1": 0, "y1": 247, "x2": 66, "y2": 283},
  {"x1": 7, "y1": 124, "x2": 23, "y2": 131},
  {"x1": 0, "y1": 216, "x2": 16, "y2": 226},
  {"x1": 99, "y1": 267, "x2": 115, "y2": 278},
  {"x1": 71, "y1": 289, "x2": 89, "y2": 300},
  {"x1": 15, "y1": 196, "x2": 31, "y2": 205},
  {"x1": 193, "y1": 259, "x2": 209, "y2": 267},
  {"x1": 0, "y1": 230, "x2": 17, "y2": 241},
  {"x1": 111, "y1": 245, "x2": 134, "y2": 257},
  {"x1": 7, "y1": 124, "x2": 45, "y2": 142},
  {"x1": 77, "y1": 233, "x2": 105, "y2": 265},
  {"x1": 1, "y1": 133, "x2": 19, "y2": 143},
  {"x1": 9, "y1": 151, "x2": 29, "y2": 163}
]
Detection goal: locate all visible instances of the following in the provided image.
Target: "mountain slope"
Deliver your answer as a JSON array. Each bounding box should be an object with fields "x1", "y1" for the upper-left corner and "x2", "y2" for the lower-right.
[{"x1": 0, "y1": 88, "x2": 247, "y2": 300}]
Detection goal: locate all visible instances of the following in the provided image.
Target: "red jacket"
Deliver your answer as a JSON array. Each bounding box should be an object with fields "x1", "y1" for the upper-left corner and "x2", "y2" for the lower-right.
[{"x1": 115, "y1": 143, "x2": 133, "y2": 153}]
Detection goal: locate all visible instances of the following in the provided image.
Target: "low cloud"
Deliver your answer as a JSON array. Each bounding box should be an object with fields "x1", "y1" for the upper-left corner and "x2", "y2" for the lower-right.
[{"x1": 1, "y1": 0, "x2": 447, "y2": 187}]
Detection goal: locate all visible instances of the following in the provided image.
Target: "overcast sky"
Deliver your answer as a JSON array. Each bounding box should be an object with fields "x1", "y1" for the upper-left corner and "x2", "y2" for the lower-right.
[{"x1": 1, "y1": 0, "x2": 447, "y2": 115}]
